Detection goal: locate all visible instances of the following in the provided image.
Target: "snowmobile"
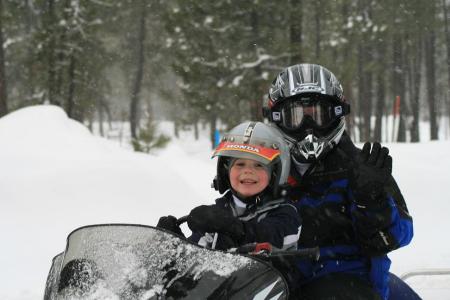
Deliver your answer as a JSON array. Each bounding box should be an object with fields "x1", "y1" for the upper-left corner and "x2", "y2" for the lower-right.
[{"x1": 44, "y1": 223, "x2": 421, "y2": 300}]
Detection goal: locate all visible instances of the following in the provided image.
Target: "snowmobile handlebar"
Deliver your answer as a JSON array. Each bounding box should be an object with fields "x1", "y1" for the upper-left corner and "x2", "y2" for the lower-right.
[
  {"x1": 176, "y1": 215, "x2": 320, "y2": 261},
  {"x1": 234, "y1": 242, "x2": 320, "y2": 261},
  {"x1": 176, "y1": 215, "x2": 189, "y2": 226},
  {"x1": 266, "y1": 247, "x2": 320, "y2": 260}
]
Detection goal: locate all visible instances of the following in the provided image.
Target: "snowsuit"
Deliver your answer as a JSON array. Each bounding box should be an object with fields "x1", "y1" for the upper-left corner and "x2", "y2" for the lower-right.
[
  {"x1": 288, "y1": 132, "x2": 413, "y2": 300},
  {"x1": 189, "y1": 191, "x2": 301, "y2": 251}
]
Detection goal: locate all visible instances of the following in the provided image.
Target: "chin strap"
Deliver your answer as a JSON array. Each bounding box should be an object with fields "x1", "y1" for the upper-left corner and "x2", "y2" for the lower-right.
[{"x1": 232, "y1": 190, "x2": 262, "y2": 205}]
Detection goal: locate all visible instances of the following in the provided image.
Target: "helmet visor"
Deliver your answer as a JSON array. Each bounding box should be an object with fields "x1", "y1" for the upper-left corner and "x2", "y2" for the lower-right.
[
  {"x1": 212, "y1": 139, "x2": 281, "y2": 165},
  {"x1": 279, "y1": 96, "x2": 342, "y2": 129}
]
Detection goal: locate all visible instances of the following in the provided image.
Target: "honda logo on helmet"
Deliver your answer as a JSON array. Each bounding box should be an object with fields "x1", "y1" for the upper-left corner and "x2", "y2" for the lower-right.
[{"x1": 225, "y1": 144, "x2": 260, "y2": 153}]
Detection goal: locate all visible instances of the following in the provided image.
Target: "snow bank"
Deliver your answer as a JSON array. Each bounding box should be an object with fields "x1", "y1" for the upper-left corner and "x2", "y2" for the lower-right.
[
  {"x1": 0, "y1": 106, "x2": 212, "y2": 300},
  {"x1": 0, "y1": 105, "x2": 117, "y2": 158}
]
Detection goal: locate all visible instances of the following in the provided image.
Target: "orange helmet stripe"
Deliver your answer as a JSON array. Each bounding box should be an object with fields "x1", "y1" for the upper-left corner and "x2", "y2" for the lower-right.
[{"x1": 213, "y1": 142, "x2": 280, "y2": 161}]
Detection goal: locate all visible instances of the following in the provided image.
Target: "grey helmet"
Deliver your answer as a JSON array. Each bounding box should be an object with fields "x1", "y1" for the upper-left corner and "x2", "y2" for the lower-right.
[
  {"x1": 264, "y1": 63, "x2": 350, "y2": 162},
  {"x1": 212, "y1": 121, "x2": 291, "y2": 199}
]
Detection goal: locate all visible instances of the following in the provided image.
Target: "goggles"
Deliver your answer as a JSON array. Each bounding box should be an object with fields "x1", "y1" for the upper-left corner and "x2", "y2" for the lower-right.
[{"x1": 269, "y1": 95, "x2": 350, "y2": 130}]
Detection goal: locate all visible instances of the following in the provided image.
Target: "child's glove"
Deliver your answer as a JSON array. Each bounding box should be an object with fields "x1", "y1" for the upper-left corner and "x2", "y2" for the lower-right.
[
  {"x1": 157, "y1": 215, "x2": 184, "y2": 237},
  {"x1": 187, "y1": 205, "x2": 245, "y2": 242},
  {"x1": 216, "y1": 234, "x2": 240, "y2": 250},
  {"x1": 351, "y1": 142, "x2": 392, "y2": 209}
]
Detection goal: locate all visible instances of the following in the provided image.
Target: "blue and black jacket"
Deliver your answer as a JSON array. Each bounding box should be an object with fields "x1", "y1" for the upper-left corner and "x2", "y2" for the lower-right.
[
  {"x1": 189, "y1": 191, "x2": 301, "y2": 251},
  {"x1": 289, "y1": 132, "x2": 413, "y2": 299}
]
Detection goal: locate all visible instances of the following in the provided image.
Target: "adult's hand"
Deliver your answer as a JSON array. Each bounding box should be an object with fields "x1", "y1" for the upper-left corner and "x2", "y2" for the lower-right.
[{"x1": 351, "y1": 142, "x2": 392, "y2": 208}]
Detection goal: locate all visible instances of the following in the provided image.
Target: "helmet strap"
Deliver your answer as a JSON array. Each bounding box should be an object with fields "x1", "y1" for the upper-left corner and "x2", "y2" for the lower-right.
[{"x1": 230, "y1": 186, "x2": 272, "y2": 205}]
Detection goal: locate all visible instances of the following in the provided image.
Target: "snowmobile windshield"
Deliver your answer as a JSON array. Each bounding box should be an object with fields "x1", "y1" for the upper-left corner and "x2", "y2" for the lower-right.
[{"x1": 44, "y1": 224, "x2": 288, "y2": 300}]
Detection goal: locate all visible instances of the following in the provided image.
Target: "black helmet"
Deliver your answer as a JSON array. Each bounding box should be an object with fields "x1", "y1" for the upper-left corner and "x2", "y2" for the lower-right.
[
  {"x1": 264, "y1": 63, "x2": 350, "y2": 162},
  {"x1": 212, "y1": 121, "x2": 291, "y2": 199}
]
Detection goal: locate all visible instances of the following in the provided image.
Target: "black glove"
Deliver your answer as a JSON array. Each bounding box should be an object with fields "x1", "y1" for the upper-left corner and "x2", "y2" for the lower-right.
[
  {"x1": 157, "y1": 215, "x2": 184, "y2": 237},
  {"x1": 187, "y1": 205, "x2": 245, "y2": 242},
  {"x1": 351, "y1": 142, "x2": 392, "y2": 208}
]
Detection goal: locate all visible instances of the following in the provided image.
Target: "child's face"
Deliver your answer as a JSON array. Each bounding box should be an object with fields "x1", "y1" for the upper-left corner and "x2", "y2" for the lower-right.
[{"x1": 229, "y1": 158, "x2": 270, "y2": 198}]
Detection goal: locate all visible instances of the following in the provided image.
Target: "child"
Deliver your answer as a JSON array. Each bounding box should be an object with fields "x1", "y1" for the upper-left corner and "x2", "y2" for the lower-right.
[{"x1": 157, "y1": 121, "x2": 301, "y2": 251}]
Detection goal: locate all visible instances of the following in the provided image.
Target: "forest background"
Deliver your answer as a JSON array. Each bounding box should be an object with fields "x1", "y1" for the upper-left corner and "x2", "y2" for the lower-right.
[{"x1": 1, "y1": 0, "x2": 449, "y2": 149}]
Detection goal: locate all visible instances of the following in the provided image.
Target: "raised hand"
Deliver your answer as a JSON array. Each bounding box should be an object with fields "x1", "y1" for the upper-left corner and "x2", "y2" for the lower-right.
[{"x1": 351, "y1": 142, "x2": 392, "y2": 208}]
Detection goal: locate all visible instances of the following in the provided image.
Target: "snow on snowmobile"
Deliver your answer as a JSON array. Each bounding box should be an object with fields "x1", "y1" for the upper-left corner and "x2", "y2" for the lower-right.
[
  {"x1": 44, "y1": 222, "x2": 422, "y2": 300},
  {"x1": 44, "y1": 223, "x2": 312, "y2": 299}
]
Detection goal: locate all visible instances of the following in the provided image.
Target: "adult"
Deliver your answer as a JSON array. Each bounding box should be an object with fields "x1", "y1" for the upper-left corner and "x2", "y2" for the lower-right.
[{"x1": 263, "y1": 63, "x2": 414, "y2": 300}]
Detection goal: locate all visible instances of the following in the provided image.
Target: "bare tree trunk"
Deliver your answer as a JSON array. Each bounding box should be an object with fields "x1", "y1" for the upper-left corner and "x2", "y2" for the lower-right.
[
  {"x1": 364, "y1": 51, "x2": 373, "y2": 141},
  {"x1": 174, "y1": 120, "x2": 180, "y2": 138},
  {"x1": 55, "y1": 0, "x2": 71, "y2": 102},
  {"x1": 397, "y1": 43, "x2": 407, "y2": 143},
  {"x1": 374, "y1": 41, "x2": 386, "y2": 142},
  {"x1": 87, "y1": 111, "x2": 93, "y2": 132},
  {"x1": 97, "y1": 99, "x2": 104, "y2": 137},
  {"x1": 397, "y1": 84, "x2": 407, "y2": 142},
  {"x1": 130, "y1": 0, "x2": 147, "y2": 140},
  {"x1": 249, "y1": 10, "x2": 263, "y2": 121},
  {"x1": 25, "y1": 0, "x2": 36, "y2": 102},
  {"x1": 249, "y1": 81, "x2": 263, "y2": 121},
  {"x1": 344, "y1": 84, "x2": 356, "y2": 141},
  {"x1": 425, "y1": 29, "x2": 438, "y2": 140},
  {"x1": 443, "y1": 0, "x2": 450, "y2": 91},
  {"x1": 357, "y1": 43, "x2": 372, "y2": 141},
  {"x1": 340, "y1": 1, "x2": 355, "y2": 140},
  {"x1": 409, "y1": 37, "x2": 423, "y2": 142},
  {"x1": 442, "y1": 0, "x2": 450, "y2": 135},
  {"x1": 355, "y1": 0, "x2": 373, "y2": 142},
  {"x1": 314, "y1": 0, "x2": 321, "y2": 60},
  {"x1": 356, "y1": 46, "x2": 363, "y2": 141},
  {"x1": 99, "y1": 100, "x2": 113, "y2": 130},
  {"x1": 66, "y1": 54, "x2": 79, "y2": 120},
  {"x1": 209, "y1": 114, "x2": 217, "y2": 150},
  {"x1": 46, "y1": 0, "x2": 57, "y2": 104},
  {"x1": 289, "y1": 0, "x2": 303, "y2": 63},
  {"x1": 392, "y1": 34, "x2": 407, "y2": 142},
  {"x1": 373, "y1": 79, "x2": 385, "y2": 142},
  {"x1": 194, "y1": 122, "x2": 199, "y2": 140},
  {"x1": 0, "y1": 0, "x2": 8, "y2": 117}
]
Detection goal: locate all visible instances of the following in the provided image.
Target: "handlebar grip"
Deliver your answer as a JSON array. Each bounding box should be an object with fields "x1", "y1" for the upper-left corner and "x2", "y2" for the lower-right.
[
  {"x1": 176, "y1": 215, "x2": 188, "y2": 226},
  {"x1": 270, "y1": 247, "x2": 320, "y2": 261}
]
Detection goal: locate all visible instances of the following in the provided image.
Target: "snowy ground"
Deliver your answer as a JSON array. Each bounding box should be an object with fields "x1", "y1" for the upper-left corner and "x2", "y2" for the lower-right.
[{"x1": 0, "y1": 105, "x2": 449, "y2": 299}]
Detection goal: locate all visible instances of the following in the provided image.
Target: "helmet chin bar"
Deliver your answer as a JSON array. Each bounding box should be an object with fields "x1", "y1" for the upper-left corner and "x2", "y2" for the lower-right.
[
  {"x1": 287, "y1": 118, "x2": 346, "y2": 163},
  {"x1": 297, "y1": 133, "x2": 325, "y2": 161}
]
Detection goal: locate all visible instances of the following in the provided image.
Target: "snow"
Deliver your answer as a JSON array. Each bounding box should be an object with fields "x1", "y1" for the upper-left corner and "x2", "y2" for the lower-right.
[
  {"x1": 204, "y1": 16, "x2": 213, "y2": 25},
  {"x1": 46, "y1": 225, "x2": 252, "y2": 299},
  {"x1": 1, "y1": 105, "x2": 450, "y2": 299},
  {"x1": 232, "y1": 75, "x2": 244, "y2": 86}
]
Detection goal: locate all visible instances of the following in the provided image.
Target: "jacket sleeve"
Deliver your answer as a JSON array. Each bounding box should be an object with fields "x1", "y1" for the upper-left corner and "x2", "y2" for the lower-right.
[
  {"x1": 188, "y1": 231, "x2": 203, "y2": 244},
  {"x1": 240, "y1": 204, "x2": 301, "y2": 250},
  {"x1": 350, "y1": 176, "x2": 413, "y2": 256}
]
